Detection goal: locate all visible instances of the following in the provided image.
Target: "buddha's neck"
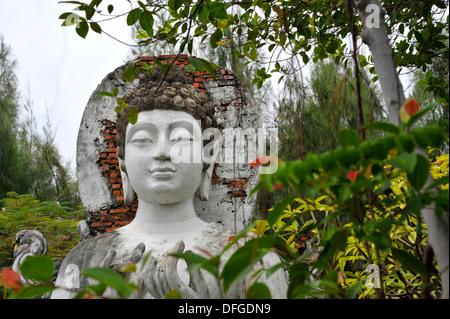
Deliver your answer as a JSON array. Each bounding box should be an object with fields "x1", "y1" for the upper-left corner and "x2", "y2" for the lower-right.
[{"x1": 127, "y1": 197, "x2": 207, "y2": 236}]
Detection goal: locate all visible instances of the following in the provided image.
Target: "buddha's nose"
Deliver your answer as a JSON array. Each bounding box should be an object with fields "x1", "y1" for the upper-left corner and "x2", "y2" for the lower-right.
[{"x1": 152, "y1": 136, "x2": 171, "y2": 161}]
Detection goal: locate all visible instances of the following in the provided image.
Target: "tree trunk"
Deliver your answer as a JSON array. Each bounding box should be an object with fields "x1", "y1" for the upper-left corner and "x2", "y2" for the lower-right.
[{"x1": 354, "y1": 0, "x2": 449, "y2": 299}]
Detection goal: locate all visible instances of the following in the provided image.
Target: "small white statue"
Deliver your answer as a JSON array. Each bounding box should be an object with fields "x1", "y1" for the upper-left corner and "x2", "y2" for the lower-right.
[{"x1": 51, "y1": 65, "x2": 288, "y2": 299}]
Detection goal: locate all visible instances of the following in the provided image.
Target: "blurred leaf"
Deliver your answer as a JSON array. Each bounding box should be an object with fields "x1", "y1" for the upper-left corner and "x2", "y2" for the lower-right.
[
  {"x1": 164, "y1": 289, "x2": 183, "y2": 299},
  {"x1": 81, "y1": 267, "x2": 135, "y2": 298},
  {"x1": 365, "y1": 122, "x2": 400, "y2": 134},
  {"x1": 8, "y1": 285, "x2": 55, "y2": 299},
  {"x1": 407, "y1": 154, "x2": 430, "y2": 191},
  {"x1": 246, "y1": 282, "x2": 272, "y2": 299},
  {"x1": 20, "y1": 255, "x2": 55, "y2": 283},
  {"x1": 338, "y1": 129, "x2": 360, "y2": 147},
  {"x1": 127, "y1": 107, "x2": 139, "y2": 125},
  {"x1": 392, "y1": 248, "x2": 428, "y2": 278}
]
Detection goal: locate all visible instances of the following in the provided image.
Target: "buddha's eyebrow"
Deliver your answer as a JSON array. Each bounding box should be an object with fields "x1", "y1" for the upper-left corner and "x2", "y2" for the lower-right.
[{"x1": 167, "y1": 120, "x2": 196, "y2": 132}]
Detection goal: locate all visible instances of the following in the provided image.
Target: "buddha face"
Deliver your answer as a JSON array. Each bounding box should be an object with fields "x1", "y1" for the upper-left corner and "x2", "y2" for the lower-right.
[{"x1": 123, "y1": 109, "x2": 204, "y2": 204}]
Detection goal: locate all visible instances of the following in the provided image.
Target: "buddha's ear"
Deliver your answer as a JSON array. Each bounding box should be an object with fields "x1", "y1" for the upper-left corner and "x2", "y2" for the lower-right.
[
  {"x1": 198, "y1": 130, "x2": 221, "y2": 201},
  {"x1": 118, "y1": 157, "x2": 135, "y2": 205}
]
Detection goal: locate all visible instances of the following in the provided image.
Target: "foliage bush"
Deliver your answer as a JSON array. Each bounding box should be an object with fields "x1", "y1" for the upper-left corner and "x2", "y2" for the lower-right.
[{"x1": 0, "y1": 192, "x2": 84, "y2": 268}]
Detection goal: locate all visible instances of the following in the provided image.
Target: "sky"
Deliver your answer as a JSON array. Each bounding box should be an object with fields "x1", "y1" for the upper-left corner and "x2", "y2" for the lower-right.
[{"x1": 0, "y1": 0, "x2": 132, "y2": 173}]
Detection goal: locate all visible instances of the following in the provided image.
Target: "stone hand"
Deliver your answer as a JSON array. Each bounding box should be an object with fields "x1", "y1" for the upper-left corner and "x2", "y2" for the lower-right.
[
  {"x1": 144, "y1": 240, "x2": 219, "y2": 299},
  {"x1": 110, "y1": 242, "x2": 146, "y2": 272}
]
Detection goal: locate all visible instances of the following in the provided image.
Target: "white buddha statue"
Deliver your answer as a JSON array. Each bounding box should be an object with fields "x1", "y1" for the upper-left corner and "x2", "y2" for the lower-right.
[{"x1": 51, "y1": 65, "x2": 288, "y2": 299}]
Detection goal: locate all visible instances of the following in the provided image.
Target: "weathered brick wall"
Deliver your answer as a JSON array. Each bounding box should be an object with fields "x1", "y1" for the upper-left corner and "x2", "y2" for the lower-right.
[{"x1": 88, "y1": 54, "x2": 254, "y2": 234}]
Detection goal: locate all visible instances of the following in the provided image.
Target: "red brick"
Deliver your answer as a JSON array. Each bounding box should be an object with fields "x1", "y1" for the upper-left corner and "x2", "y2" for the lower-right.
[
  {"x1": 111, "y1": 207, "x2": 130, "y2": 214},
  {"x1": 92, "y1": 222, "x2": 112, "y2": 228},
  {"x1": 115, "y1": 221, "x2": 131, "y2": 226}
]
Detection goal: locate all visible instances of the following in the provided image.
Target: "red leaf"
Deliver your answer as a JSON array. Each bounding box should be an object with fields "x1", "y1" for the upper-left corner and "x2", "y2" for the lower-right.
[{"x1": 1, "y1": 268, "x2": 21, "y2": 289}]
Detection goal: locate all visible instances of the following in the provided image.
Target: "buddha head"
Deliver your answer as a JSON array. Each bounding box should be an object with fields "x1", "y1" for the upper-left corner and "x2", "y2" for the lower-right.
[{"x1": 115, "y1": 65, "x2": 219, "y2": 206}]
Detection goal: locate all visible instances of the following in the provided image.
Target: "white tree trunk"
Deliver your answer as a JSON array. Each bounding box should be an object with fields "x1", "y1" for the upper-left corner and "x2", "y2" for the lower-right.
[{"x1": 354, "y1": 0, "x2": 449, "y2": 298}]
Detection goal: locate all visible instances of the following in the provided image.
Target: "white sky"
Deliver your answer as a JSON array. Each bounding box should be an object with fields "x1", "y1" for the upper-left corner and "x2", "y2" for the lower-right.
[{"x1": 0, "y1": 0, "x2": 132, "y2": 173}]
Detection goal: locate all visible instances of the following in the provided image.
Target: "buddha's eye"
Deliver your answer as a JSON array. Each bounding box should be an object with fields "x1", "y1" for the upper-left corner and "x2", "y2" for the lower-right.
[
  {"x1": 129, "y1": 131, "x2": 154, "y2": 144},
  {"x1": 170, "y1": 127, "x2": 193, "y2": 142}
]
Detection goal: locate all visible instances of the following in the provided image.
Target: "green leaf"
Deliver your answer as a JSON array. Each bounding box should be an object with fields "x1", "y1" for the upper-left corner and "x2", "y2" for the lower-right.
[
  {"x1": 171, "y1": 251, "x2": 219, "y2": 278},
  {"x1": 210, "y1": 28, "x2": 223, "y2": 49},
  {"x1": 208, "y1": 2, "x2": 228, "y2": 19},
  {"x1": 426, "y1": 175, "x2": 449, "y2": 191},
  {"x1": 345, "y1": 281, "x2": 362, "y2": 299},
  {"x1": 107, "y1": 4, "x2": 113, "y2": 14},
  {"x1": 164, "y1": 289, "x2": 183, "y2": 299},
  {"x1": 188, "y1": 57, "x2": 218, "y2": 78},
  {"x1": 392, "y1": 248, "x2": 428, "y2": 278},
  {"x1": 76, "y1": 20, "x2": 89, "y2": 38},
  {"x1": 6, "y1": 191, "x2": 18, "y2": 198},
  {"x1": 127, "y1": 107, "x2": 139, "y2": 125},
  {"x1": 122, "y1": 64, "x2": 138, "y2": 82},
  {"x1": 365, "y1": 122, "x2": 400, "y2": 134},
  {"x1": 98, "y1": 91, "x2": 115, "y2": 97},
  {"x1": 139, "y1": 10, "x2": 154, "y2": 36},
  {"x1": 221, "y1": 236, "x2": 274, "y2": 292},
  {"x1": 127, "y1": 8, "x2": 142, "y2": 26},
  {"x1": 112, "y1": 87, "x2": 119, "y2": 97},
  {"x1": 246, "y1": 282, "x2": 272, "y2": 299},
  {"x1": 20, "y1": 255, "x2": 55, "y2": 283},
  {"x1": 268, "y1": 196, "x2": 296, "y2": 229},
  {"x1": 81, "y1": 267, "x2": 135, "y2": 298},
  {"x1": 168, "y1": 0, "x2": 183, "y2": 11},
  {"x1": 89, "y1": 22, "x2": 102, "y2": 33},
  {"x1": 8, "y1": 285, "x2": 55, "y2": 299},
  {"x1": 387, "y1": 152, "x2": 417, "y2": 174},
  {"x1": 407, "y1": 154, "x2": 430, "y2": 191},
  {"x1": 184, "y1": 64, "x2": 196, "y2": 74}
]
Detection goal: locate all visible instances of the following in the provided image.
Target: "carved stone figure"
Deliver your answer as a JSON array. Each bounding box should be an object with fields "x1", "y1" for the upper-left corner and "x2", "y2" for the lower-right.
[
  {"x1": 12, "y1": 229, "x2": 48, "y2": 285},
  {"x1": 51, "y1": 64, "x2": 288, "y2": 299}
]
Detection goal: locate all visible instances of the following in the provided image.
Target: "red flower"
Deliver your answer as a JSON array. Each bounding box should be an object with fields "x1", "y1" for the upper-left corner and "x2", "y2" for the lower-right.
[
  {"x1": 1, "y1": 268, "x2": 21, "y2": 290},
  {"x1": 273, "y1": 184, "x2": 283, "y2": 190},
  {"x1": 400, "y1": 97, "x2": 420, "y2": 123},
  {"x1": 347, "y1": 171, "x2": 359, "y2": 182},
  {"x1": 250, "y1": 156, "x2": 270, "y2": 167}
]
